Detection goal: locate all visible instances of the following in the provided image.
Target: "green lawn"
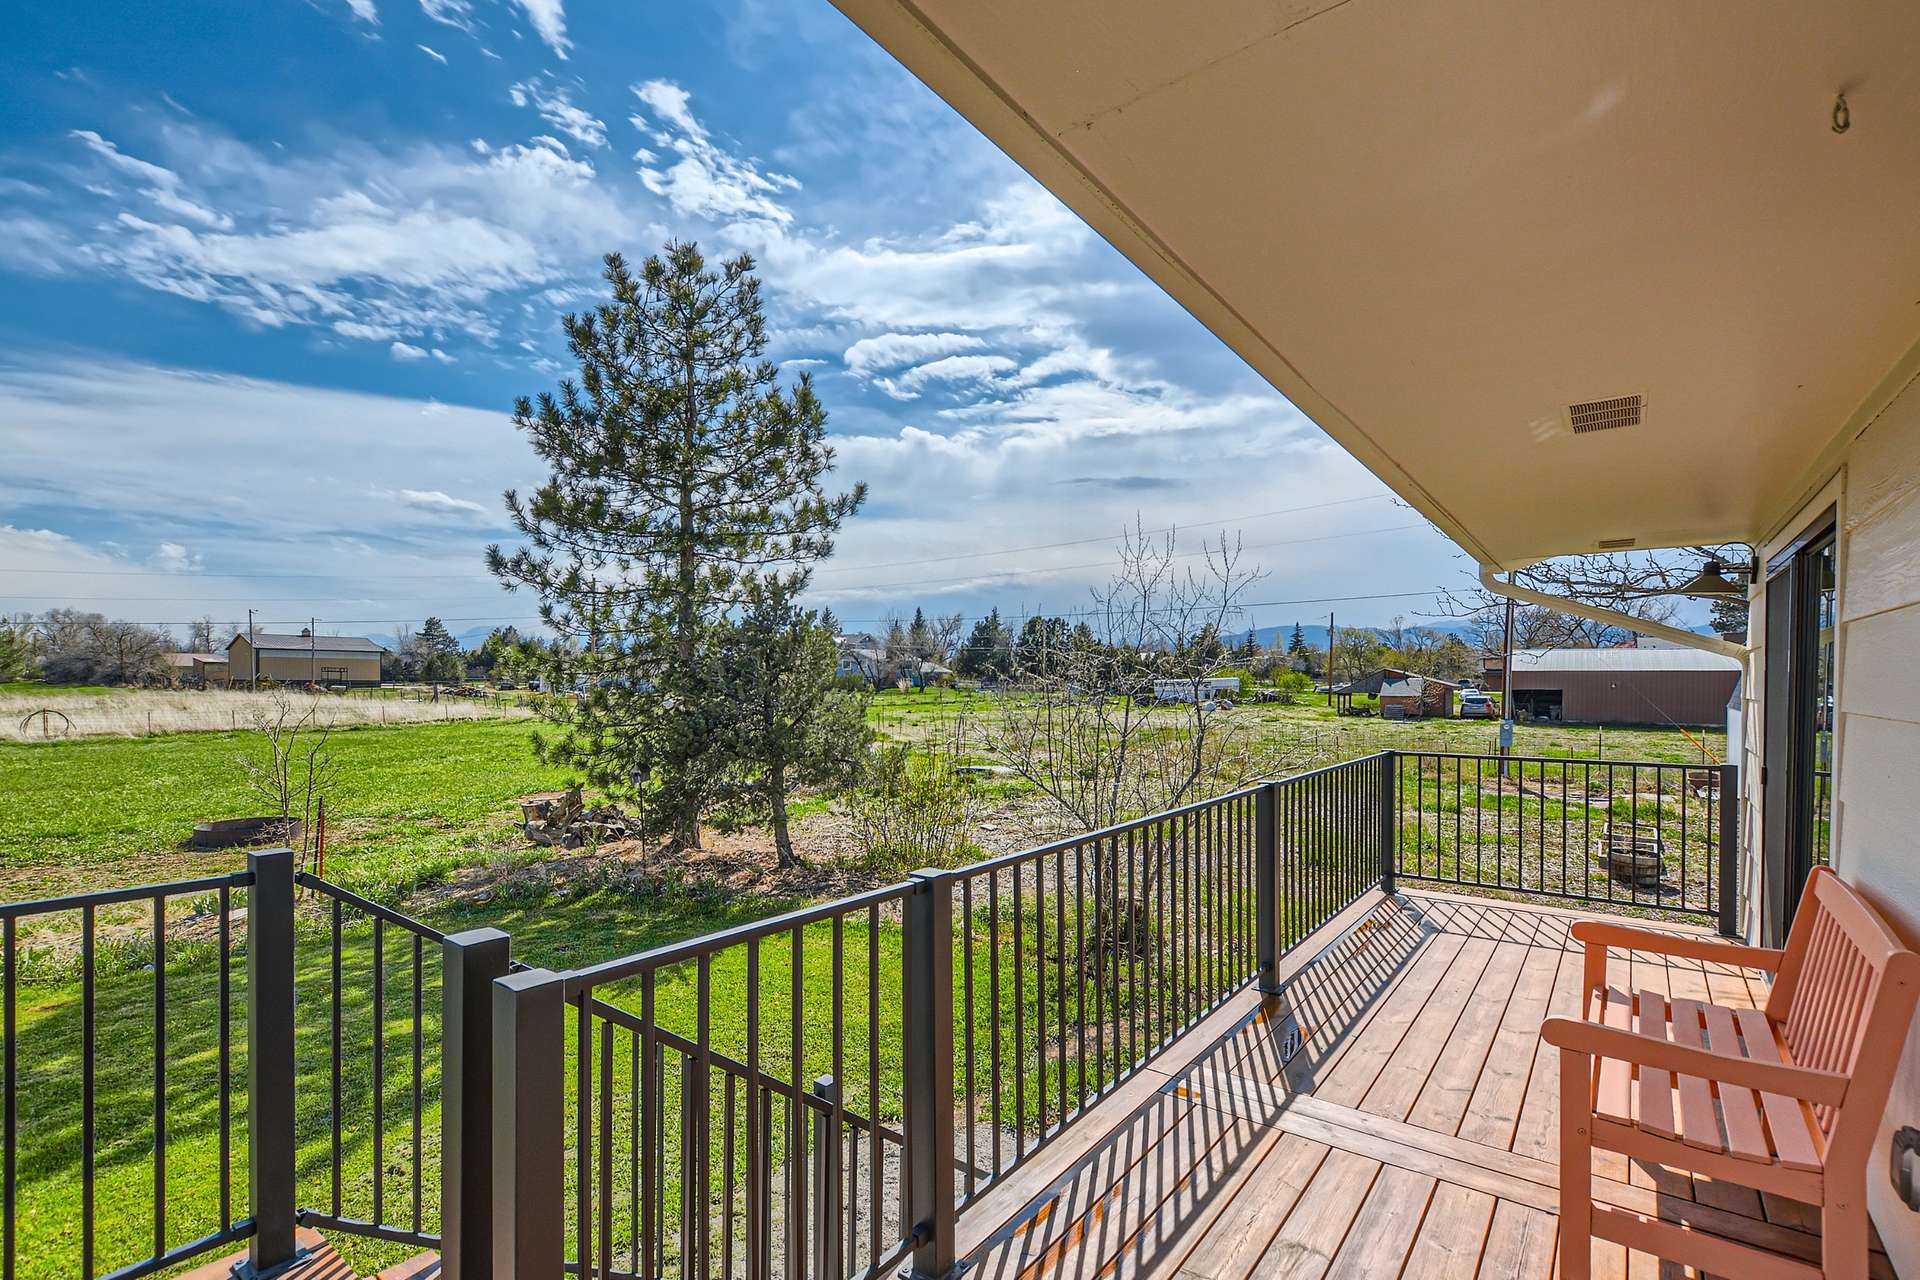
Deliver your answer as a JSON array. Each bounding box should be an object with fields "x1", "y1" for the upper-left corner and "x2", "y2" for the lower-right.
[
  {"x1": 0, "y1": 681, "x2": 120, "y2": 697},
  {"x1": 0, "y1": 719, "x2": 568, "y2": 903}
]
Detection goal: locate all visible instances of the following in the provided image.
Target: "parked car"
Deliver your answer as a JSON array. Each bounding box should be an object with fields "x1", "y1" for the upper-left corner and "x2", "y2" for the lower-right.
[{"x1": 1459, "y1": 691, "x2": 1499, "y2": 719}]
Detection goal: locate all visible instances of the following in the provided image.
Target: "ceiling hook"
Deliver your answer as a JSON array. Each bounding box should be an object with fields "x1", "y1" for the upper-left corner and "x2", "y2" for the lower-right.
[{"x1": 1832, "y1": 91, "x2": 1851, "y2": 135}]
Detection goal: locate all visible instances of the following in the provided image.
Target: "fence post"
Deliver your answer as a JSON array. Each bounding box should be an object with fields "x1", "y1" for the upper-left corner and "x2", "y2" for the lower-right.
[
  {"x1": 811, "y1": 1075, "x2": 843, "y2": 1280},
  {"x1": 1717, "y1": 764, "x2": 1741, "y2": 937},
  {"x1": 902, "y1": 870, "x2": 956, "y2": 1280},
  {"x1": 243, "y1": 848, "x2": 301, "y2": 1277},
  {"x1": 492, "y1": 968, "x2": 567, "y2": 1280},
  {"x1": 441, "y1": 928, "x2": 511, "y2": 1280},
  {"x1": 1378, "y1": 751, "x2": 1397, "y2": 895},
  {"x1": 1256, "y1": 781, "x2": 1281, "y2": 994}
]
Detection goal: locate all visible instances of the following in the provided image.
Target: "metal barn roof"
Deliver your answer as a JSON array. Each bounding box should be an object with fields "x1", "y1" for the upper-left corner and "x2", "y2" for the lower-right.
[{"x1": 1509, "y1": 647, "x2": 1741, "y2": 673}]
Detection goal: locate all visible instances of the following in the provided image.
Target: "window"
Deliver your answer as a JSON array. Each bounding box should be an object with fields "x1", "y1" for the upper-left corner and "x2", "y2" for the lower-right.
[{"x1": 1760, "y1": 511, "x2": 1836, "y2": 945}]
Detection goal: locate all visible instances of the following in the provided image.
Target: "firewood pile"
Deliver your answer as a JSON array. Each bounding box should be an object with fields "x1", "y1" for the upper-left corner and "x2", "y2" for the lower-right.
[{"x1": 517, "y1": 788, "x2": 640, "y2": 847}]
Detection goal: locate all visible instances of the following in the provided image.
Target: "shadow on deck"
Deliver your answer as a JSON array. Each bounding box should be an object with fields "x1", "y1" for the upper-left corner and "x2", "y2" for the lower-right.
[{"x1": 953, "y1": 889, "x2": 1893, "y2": 1280}]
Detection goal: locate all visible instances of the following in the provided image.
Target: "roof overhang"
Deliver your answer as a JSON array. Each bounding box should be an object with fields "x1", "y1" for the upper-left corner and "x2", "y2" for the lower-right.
[{"x1": 829, "y1": 0, "x2": 1920, "y2": 566}]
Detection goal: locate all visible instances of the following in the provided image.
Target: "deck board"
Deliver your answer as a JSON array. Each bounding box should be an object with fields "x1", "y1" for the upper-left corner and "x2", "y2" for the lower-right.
[{"x1": 954, "y1": 890, "x2": 1894, "y2": 1280}]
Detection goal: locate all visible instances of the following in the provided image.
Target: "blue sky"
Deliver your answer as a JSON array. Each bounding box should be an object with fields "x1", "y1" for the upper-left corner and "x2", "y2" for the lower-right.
[{"x1": 0, "y1": 0, "x2": 1474, "y2": 643}]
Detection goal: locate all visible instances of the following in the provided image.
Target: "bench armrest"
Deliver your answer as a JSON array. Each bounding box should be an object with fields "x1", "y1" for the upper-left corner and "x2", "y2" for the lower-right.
[
  {"x1": 1541, "y1": 1016, "x2": 1847, "y2": 1106},
  {"x1": 1570, "y1": 920, "x2": 1785, "y2": 972}
]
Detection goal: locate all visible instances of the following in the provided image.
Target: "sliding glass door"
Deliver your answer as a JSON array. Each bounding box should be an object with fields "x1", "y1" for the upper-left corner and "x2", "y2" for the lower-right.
[{"x1": 1760, "y1": 512, "x2": 1836, "y2": 945}]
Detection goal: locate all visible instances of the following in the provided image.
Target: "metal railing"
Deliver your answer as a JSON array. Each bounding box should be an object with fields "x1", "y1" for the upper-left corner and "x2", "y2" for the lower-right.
[
  {"x1": 0, "y1": 851, "x2": 513, "y2": 1280},
  {"x1": 292, "y1": 872, "x2": 448, "y2": 1252},
  {"x1": 3, "y1": 749, "x2": 1740, "y2": 1280},
  {"x1": 1390, "y1": 752, "x2": 1738, "y2": 930},
  {"x1": 0, "y1": 870, "x2": 258, "y2": 1280},
  {"x1": 493, "y1": 757, "x2": 1394, "y2": 1280}
]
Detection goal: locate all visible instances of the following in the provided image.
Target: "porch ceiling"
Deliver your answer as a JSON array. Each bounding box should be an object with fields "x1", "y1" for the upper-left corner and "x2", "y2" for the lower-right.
[{"x1": 829, "y1": 0, "x2": 1920, "y2": 565}]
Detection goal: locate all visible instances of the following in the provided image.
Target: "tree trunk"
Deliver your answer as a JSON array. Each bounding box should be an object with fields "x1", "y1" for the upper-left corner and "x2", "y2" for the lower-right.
[{"x1": 769, "y1": 765, "x2": 796, "y2": 869}]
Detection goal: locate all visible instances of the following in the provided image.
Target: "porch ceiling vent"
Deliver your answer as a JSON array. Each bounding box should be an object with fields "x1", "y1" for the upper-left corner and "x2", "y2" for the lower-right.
[
  {"x1": 1596, "y1": 536, "x2": 1638, "y2": 550},
  {"x1": 1565, "y1": 394, "x2": 1643, "y2": 434}
]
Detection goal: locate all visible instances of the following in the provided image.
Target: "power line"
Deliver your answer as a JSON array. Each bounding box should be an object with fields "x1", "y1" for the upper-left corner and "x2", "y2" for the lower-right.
[
  {"x1": 0, "y1": 494, "x2": 1403, "y2": 583},
  {"x1": 1, "y1": 522, "x2": 1431, "y2": 609}
]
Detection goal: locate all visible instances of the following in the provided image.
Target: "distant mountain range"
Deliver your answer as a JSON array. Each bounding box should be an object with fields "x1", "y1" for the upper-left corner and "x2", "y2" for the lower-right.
[{"x1": 1238, "y1": 622, "x2": 1479, "y2": 650}]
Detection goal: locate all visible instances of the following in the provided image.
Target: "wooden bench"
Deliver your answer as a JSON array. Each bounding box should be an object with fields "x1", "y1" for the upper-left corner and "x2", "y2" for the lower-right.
[{"x1": 1544, "y1": 867, "x2": 1919, "y2": 1279}]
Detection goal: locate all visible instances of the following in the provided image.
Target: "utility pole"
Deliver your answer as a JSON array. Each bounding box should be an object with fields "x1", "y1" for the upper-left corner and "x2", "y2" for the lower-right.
[
  {"x1": 310, "y1": 616, "x2": 318, "y2": 686},
  {"x1": 247, "y1": 608, "x2": 257, "y2": 691},
  {"x1": 1499, "y1": 596, "x2": 1516, "y2": 776},
  {"x1": 1326, "y1": 612, "x2": 1336, "y2": 708}
]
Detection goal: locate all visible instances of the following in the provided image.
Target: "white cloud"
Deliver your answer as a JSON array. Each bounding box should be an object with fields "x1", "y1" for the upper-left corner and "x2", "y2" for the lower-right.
[
  {"x1": 344, "y1": 0, "x2": 378, "y2": 23},
  {"x1": 390, "y1": 340, "x2": 429, "y2": 360},
  {"x1": 418, "y1": 0, "x2": 472, "y2": 30},
  {"x1": 418, "y1": 44, "x2": 449, "y2": 64},
  {"x1": 72, "y1": 130, "x2": 233, "y2": 231},
  {"x1": 511, "y1": 0, "x2": 570, "y2": 57},
  {"x1": 43, "y1": 125, "x2": 644, "y2": 350},
  {"x1": 842, "y1": 332, "x2": 985, "y2": 378},
  {"x1": 0, "y1": 361, "x2": 527, "y2": 624},
  {"x1": 396, "y1": 488, "x2": 488, "y2": 515},
  {"x1": 151, "y1": 542, "x2": 202, "y2": 572},
  {"x1": 629, "y1": 79, "x2": 798, "y2": 224},
  {"x1": 893, "y1": 354, "x2": 1015, "y2": 390},
  {"x1": 509, "y1": 79, "x2": 605, "y2": 149}
]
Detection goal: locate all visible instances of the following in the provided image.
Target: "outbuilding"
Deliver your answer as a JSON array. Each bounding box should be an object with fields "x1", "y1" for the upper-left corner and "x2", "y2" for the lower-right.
[
  {"x1": 227, "y1": 630, "x2": 386, "y2": 688},
  {"x1": 1483, "y1": 646, "x2": 1740, "y2": 726}
]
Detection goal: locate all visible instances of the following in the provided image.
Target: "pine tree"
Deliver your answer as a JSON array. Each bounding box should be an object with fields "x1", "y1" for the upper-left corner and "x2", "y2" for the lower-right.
[
  {"x1": 956, "y1": 609, "x2": 1012, "y2": 678},
  {"x1": 489, "y1": 244, "x2": 865, "y2": 848},
  {"x1": 419, "y1": 617, "x2": 460, "y2": 655},
  {"x1": 1709, "y1": 595, "x2": 1748, "y2": 639},
  {"x1": 1287, "y1": 622, "x2": 1308, "y2": 658},
  {"x1": 717, "y1": 578, "x2": 871, "y2": 867}
]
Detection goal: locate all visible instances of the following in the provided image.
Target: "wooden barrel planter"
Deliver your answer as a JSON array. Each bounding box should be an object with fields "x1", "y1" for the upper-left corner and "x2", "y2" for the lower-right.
[
  {"x1": 190, "y1": 816, "x2": 304, "y2": 850},
  {"x1": 1603, "y1": 826, "x2": 1665, "y2": 887}
]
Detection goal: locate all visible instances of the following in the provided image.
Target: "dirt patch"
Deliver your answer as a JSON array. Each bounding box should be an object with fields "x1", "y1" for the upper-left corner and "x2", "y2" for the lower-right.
[{"x1": 408, "y1": 793, "x2": 1066, "y2": 915}]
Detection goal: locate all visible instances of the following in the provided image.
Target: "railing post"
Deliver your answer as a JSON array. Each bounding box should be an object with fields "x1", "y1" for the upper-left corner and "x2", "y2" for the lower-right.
[
  {"x1": 492, "y1": 968, "x2": 567, "y2": 1280},
  {"x1": 1378, "y1": 751, "x2": 1397, "y2": 896},
  {"x1": 1256, "y1": 781, "x2": 1281, "y2": 994},
  {"x1": 811, "y1": 1075, "x2": 843, "y2": 1280},
  {"x1": 902, "y1": 870, "x2": 955, "y2": 1280},
  {"x1": 1717, "y1": 764, "x2": 1741, "y2": 937},
  {"x1": 241, "y1": 848, "x2": 301, "y2": 1277},
  {"x1": 441, "y1": 928, "x2": 510, "y2": 1280}
]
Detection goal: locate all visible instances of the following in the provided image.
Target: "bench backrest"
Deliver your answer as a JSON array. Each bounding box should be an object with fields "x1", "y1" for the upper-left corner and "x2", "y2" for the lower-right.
[{"x1": 1764, "y1": 866, "x2": 1920, "y2": 1162}]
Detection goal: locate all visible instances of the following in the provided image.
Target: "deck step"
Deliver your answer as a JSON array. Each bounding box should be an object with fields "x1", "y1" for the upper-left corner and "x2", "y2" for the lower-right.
[
  {"x1": 177, "y1": 1228, "x2": 358, "y2": 1279},
  {"x1": 375, "y1": 1252, "x2": 442, "y2": 1280}
]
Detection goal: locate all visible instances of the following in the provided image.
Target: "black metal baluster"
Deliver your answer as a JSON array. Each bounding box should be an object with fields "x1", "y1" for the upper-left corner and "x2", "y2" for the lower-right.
[
  {"x1": 578, "y1": 988, "x2": 595, "y2": 1280},
  {"x1": 412, "y1": 931, "x2": 423, "y2": 1236},
  {"x1": 831, "y1": 915, "x2": 846, "y2": 1267},
  {"x1": 154, "y1": 894, "x2": 167, "y2": 1260},
  {"x1": 630, "y1": 1030, "x2": 640, "y2": 1280},
  {"x1": 1012, "y1": 862, "x2": 1025, "y2": 1144},
  {"x1": 1053, "y1": 845, "x2": 1066, "y2": 1125},
  {"x1": 788, "y1": 924, "x2": 805, "y2": 1280},
  {"x1": 723, "y1": 1071, "x2": 736, "y2": 1280},
  {"x1": 864, "y1": 905, "x2": 879, "y2": 1259},
  {"x1": 4, "y1": 915, "x2": 16, "y2": 1280},
  {"x1": 959, "y1": 879, "x2": 975, "y2": 1196},
  {"x1": 1035, "y1": 855, "x2": 1048, "y2": 1136},
  {"x1": 331, "y1": 898, "x2": 343, "y2": 1218},
  {"x1": 698, "y1": 953, "x2": 713, "y2": 1280},
  {"x1": 373, "y1": 915, "x2": 385, "y2": 1227},
  {"x1": 1072, "y1": 842, "x2": 1085, "y2": 1116},
  {"x1": 598, "y1": 1021, "x2": 613, "y2": 1280},
  {"x1": 85, "y1": 903, "x2": 98, "y2": 1275},
  {"x1": 986, "y1": 869, "x2": 1001, "y2": 1180},
  {"x1": 641, "y1": 972, "x2": 657, "y2": 1280}
]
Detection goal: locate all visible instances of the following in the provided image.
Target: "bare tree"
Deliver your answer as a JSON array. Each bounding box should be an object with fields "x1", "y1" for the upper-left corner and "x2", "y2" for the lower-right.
[
  {"x1": 934, "y1": 612, "x2": 965, "y2": 661},
  {"x1": 1432, "y1": 545, "x2": 1743, "y2": 651},
  {"x1": 238, "y1": 689, "x2": 341, "y2": 867},
  {"x1": 985, "y1": 522, "x2": 1310, "y2": 832}
]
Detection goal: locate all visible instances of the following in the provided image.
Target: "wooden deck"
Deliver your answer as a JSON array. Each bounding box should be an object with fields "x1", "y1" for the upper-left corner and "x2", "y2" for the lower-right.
[{"x1": 954, "y1": 889, "x2": 1894, "y2": 1280}]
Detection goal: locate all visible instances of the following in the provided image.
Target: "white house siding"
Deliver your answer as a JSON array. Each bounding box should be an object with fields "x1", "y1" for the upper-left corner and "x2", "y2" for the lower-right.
[{"x1": 1752, "y1": 369, "x2": 1920, "y2": 1272}]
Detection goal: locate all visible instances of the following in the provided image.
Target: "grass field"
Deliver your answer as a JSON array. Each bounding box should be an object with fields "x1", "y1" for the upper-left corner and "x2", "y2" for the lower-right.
[{"x1": 0, "y1": 692, "x2": 1727, "y2": 1277}]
